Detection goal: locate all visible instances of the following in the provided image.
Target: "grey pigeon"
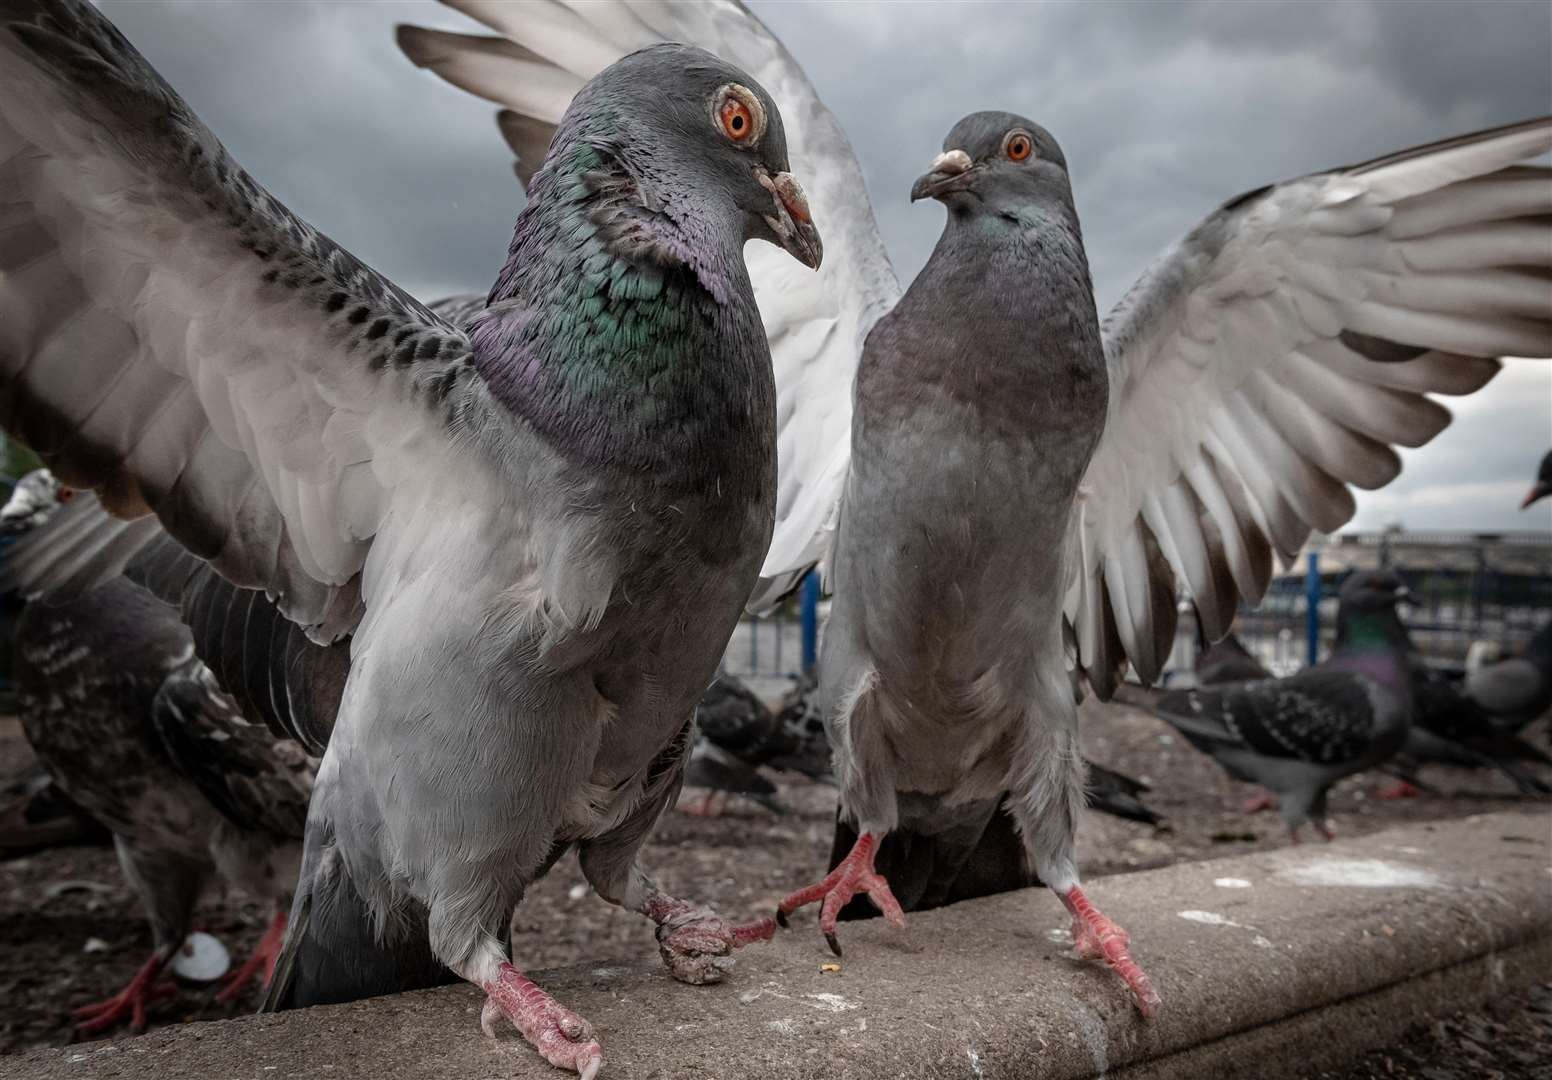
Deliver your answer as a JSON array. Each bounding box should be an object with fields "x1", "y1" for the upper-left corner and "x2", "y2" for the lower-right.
[
  {"x1": 1462, "y1": 620, "x2": 1552, "y2": 735},
  {"x1": 407, "y1": 0, "x2": 1552, "y2": 1021},
  {"x1": 1401, "y1": 661, "x2": 1551, "y2": 794},
  {"x1": 1521, "y1": 449, "x2": 1552, "y2": 510},
  {"x1": 0, "y1": 2, "x2": 820, "y2": 1074},
  {"x1": 1118, "y1": 572, "x2": 1415, "y2": 839},
  {"x1": 3, "y1": 475, "x2": 312, "y2": 1032}
]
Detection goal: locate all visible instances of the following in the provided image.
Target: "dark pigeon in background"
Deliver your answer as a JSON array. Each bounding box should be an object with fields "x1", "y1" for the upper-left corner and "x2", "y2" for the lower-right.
[
  {"x1": 1463, "y1": 621, "x2": 1552, "y2": 735},
  {"x1": 684, "y1": 673, "x2": 834, "y2": 815},
  {"x1": 3, "y1": 475, "x2": 312, "y2": 1033},
  {"x1": 402, "y1": 0, "x2": 1551, "y2": 1023},
  {"x1": 1119, "y1": 572, "x2": 1415, "y2": 839},
  {"x1": 0, "y1": 1, "x2": 821, "y2": 1073}
]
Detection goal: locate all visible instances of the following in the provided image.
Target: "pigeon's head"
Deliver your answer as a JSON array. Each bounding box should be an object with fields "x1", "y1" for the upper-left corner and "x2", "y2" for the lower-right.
[
  {"x1": 1520, "y1": 449, "x2": 1552, "y2": 510},
  {"x1": 557, "y1": 44, "x2": 822, "y2": 269},
  {"x1": 1337, "y1": 570, "x2": 1414, "y2": 615},
  {"x1": 910, "y1": 111, "x2": 1072, "y2": 217}
]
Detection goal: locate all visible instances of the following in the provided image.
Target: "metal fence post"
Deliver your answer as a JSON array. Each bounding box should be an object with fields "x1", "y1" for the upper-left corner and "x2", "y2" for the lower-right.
[
  {"x1": 801, "y1": 571, "x2": 820, "y2": 676},
  {"x1": 1305, "y1": 551, "x2": 1321, "y2": 667}
]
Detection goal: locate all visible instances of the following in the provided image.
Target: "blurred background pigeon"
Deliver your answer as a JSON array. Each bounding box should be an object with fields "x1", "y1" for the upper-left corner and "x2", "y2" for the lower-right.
[
  {"x1": 2, "y1": 473, "x2": 312, "y2": 1034},
  {"x1": 684, "y1": 674, "x2": 834, "y2": 816},
  {"x1": 1118, "y1": 572, "x2": 1416, "y2": 840}
]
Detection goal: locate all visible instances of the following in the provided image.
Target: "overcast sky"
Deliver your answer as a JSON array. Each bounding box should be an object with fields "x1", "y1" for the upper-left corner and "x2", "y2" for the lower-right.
[{"x1": 99, "y1": 0, "x2": 1552, "y2": 533}]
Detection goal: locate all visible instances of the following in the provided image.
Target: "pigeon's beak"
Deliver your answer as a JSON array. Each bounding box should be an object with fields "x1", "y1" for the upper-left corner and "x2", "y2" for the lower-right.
[
  {"x1": 1521, "y1": 482, "x2": 1550, "y2": 511},
  {"x1": 758, "y1": 168, "x2": 823, "y2": 269},
  {"x1": 910, "y1": 149, "x2": 974, "y2": 202}
]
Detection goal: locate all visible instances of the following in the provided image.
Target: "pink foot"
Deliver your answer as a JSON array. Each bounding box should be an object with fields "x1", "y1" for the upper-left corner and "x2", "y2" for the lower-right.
[
  {"x1": 73, "y1": 951, "x2": 177, "y2": 1034},
  {"x1": 482, "y1": 963, "x2": 602, "y2": 1078},
  {"x1": 216, "y1": 909, "x2": 288, "y2": 1005},
  {"x1": 776, "y1": 831, "x2": 904, "y2": 956},
  {"x1": 637, "y1": 890, "x2": 775, "y2": 985},
  {"x1": 1241, "y1": 791, "x2": 1278, "y2": 814},
  {"x1": 1062, "y1": 885, "x2": 1162, "y2": 1017},
  {"x1": 1377, "y1": 780, "x2": 1421, "y2": 800}
]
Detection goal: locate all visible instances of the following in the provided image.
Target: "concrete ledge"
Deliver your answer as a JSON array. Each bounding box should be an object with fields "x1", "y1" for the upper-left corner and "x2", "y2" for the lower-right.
[{"x1": 6, "y1": 811, "x2": 1548, "y2": 1080}]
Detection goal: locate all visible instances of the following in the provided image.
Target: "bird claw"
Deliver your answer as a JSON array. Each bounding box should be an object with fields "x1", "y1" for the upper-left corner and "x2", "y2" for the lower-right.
[
  {"x1": 776, "y1": 831, "x2": 904, "y2": 956},
  {"x1": 654, "y1": 909, "x2": 775, "y2": 985},
  {"x1": 482, "y1": 964, "x2": 603, "y2": 1077},
  {"x1": 1062, "y1": 886, "x2": 1161, "y2": 1018},
  {"x1": 72, "y1": 954, "x2": 175, "y2": 1034}
]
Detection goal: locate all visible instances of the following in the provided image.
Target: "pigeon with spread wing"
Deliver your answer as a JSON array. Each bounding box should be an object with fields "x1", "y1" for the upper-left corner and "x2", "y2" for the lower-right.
[
  {"x1": 0, "y1": 1, "x2": 822, "y2": 1074},
  {"x1": 398, "y1": 0, "x2": 1551, "y2": 1022}
]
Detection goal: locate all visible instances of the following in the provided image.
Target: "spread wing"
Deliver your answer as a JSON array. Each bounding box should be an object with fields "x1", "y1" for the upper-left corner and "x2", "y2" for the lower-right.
[
  {"x1": 0, "y1": 0, "x2": 495, "y2": 643},
  {"x1": 396, "y1": 0, "x2": 900, "y2": 607},
  {"x1": 1068, "y1": 119, "x2": 1552, "y2": 694}
]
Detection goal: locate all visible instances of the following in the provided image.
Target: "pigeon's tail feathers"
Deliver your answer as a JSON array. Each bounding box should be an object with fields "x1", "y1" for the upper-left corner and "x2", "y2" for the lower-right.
[{"x1": 263, "y1": 831, "x2": 452, "y2": 1011}]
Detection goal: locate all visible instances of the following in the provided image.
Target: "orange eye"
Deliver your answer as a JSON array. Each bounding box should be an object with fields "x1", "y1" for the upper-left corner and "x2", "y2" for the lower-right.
[
  {"x1": 720, "y1": 96, "x2": 753, "y2": 141},
  {"x1": 1005, "y1": 132, "x2": 1033, "y2": 162}
]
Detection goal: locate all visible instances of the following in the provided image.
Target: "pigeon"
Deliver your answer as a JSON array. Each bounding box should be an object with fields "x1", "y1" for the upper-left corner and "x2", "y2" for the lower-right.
[
  {"x1": 1399, "y1": 660, "x2": 1551, "y2": 794},
  {"x1": 1521, "y1": 449, "x2": 1552, "y2": 510},
  {"x1": 1194, "y1": 624, "x2": 1273, "y2": 687},
  {"x1": 1462, "y1": 620, "x2": 1552, "y2": 734},
  {"x1": 684, "y1": 673, "x2": 834, "y2": 815},
  {"x1": 1118, "y1": 571, "x2": 1416, "y2": 839},
  {"x1": 0, "y1": 2, "x2": 820, "y2": 1074},
  {"x1": 402, "y1": 0, "x2": 1551, "y2": 1021},
  {"x1": 3, "y1": 475, "x2": 312, "y2": 1032}
]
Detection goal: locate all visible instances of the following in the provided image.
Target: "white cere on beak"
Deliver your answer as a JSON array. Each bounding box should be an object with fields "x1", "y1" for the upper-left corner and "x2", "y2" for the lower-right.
[{"x1": 929, "y1": 149, "x2": 972, "y2": 175}]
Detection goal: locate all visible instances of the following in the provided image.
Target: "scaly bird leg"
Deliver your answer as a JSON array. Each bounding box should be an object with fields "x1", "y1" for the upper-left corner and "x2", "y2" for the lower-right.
[
  {"x1": 1061, "y1": 885, "x2": 1162, "y2": 1017},
  {"x1": 72, "y1": 948, "x2": 179, "y2": 1035},
  {"x1": 635, "y1": 888, "x2": 776, "y2": 985},
  {"x1": 775, "y1": 831, "x2": 904, "y2": 957},
  {"x1": 482, "y1": 962, "x2": 603, "y2": 1080},
  {"x1": 215, "y1": 909, "x2": 288, "y2": 1005}
]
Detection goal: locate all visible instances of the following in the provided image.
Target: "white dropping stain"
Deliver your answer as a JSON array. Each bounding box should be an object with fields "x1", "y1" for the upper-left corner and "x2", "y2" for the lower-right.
[
  {"x1": 1396, "y1": 846, "x2": 1425, "y2": 855},
  {"x1": 590, "y1": 967, "x2": 620, "y2": 979},
  {"x1": 1180, "y1": 910, "x2": 1276, "y2": 948},
  {"x1": 1046, "y1": 927, "x2": 1074, "y2": 944},
  {"x1": 1214, "y1": 877, "x2": 1252, "y2": 889},
  {"x1": 567, "y1": 884, "x2": 589, "y2": 901},
  {"x1": 766, "y1": 1019, "x2": 798, "y2": 1035},
  {"x1": 966, "y1": 1044, "x2": 986, "y2": 1077},
  {"x1": 1280, "y1": 858, "x2": 1440, "y2": 889},
  {"x1": 738, "y1": 989, "x2": 762, "y2": 1005},
  {"x1": 1179, "y1": 910, "x2": 1239, "y2": 927},
  {"x1": 804, "y1": 992, "x2": 858, "y2": 1012}
]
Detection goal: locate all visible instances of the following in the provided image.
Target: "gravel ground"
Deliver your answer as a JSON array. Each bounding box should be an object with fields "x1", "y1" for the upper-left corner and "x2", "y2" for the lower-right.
[{"x1": 2, "y1": 702, "x2": 1548, "y2": 1069}]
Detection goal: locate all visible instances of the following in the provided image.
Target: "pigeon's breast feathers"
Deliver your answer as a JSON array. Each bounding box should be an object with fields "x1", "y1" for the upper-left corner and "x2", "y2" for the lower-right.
[{"x1": 469, "y1": 45, "x2": 817, "y2": 483}]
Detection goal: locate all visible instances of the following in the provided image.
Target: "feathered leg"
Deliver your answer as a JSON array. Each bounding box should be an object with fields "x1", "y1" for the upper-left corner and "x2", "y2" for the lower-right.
[{"x1": 1010, "y1": 701, "x2": 1161, "y2": 1017}]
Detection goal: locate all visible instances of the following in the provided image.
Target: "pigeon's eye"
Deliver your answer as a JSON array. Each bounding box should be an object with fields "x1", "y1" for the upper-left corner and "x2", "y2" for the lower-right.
[
  {"x1": 713, "y1": 84, "x2": 766, "y2": 146},
  {"x1": 1005, "y1": 131, "x2": 1034, "y2": 162}
]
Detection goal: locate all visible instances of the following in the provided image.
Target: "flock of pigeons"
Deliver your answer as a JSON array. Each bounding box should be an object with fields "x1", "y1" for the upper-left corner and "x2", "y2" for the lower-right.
[{"x1": 0, "y1": 0, "x2": 1548, "y2": 1075}]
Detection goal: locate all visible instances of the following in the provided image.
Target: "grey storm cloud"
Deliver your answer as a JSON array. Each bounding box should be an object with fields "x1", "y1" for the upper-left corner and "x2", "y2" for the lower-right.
[{"x1": 88, "y1": 1, "x2": 1552, "y2": 533}]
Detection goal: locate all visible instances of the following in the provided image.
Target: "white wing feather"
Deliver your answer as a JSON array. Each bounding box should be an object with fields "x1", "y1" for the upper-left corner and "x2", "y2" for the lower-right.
[
  {"x1": 397, "y1": 0, "x2": 900, "y2": 608},
  {"x1": 1072, "y1": 119, "x2": 1552, "y2": 691},
  {"x1": 0, "y1": 0, "x2": 489, "y2": 641}
]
